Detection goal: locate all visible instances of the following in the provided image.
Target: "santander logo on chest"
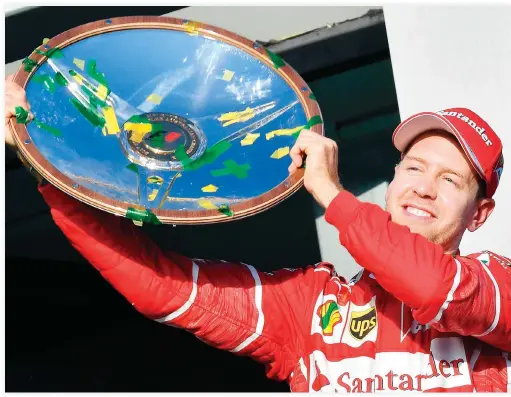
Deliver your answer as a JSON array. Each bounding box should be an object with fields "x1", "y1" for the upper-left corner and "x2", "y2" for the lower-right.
[{"x1": 308, "y1": 337, "x2": 471, "y2": 392}]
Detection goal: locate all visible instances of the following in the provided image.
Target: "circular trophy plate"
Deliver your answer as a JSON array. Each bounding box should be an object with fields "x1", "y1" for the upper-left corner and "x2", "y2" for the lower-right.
[{"x1": 10, "y1": 16, "x2": 323, "y2": 225}]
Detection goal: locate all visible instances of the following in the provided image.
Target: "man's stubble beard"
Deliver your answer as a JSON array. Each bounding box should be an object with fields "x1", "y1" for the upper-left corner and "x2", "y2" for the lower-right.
[
  {"x1": 391, "y1": 209, "x2": 464, "y2": 253},
  {"x1": 386, "y1": 202, "x2": 444, "y2": 246}
]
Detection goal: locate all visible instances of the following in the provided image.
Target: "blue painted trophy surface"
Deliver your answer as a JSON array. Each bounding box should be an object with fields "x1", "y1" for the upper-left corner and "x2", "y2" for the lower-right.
[{"x1": 11, "y1": 16, "x2": 323, "y2": 225}]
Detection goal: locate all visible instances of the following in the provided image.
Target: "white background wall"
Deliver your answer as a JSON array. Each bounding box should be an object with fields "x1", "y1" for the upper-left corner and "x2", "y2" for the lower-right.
[
  {"x1": 4, "y1": 5, "x2": 35, "y2": 16},
  {"x1": 384, "y1": 5, "x2": 511, "y2": 257}
]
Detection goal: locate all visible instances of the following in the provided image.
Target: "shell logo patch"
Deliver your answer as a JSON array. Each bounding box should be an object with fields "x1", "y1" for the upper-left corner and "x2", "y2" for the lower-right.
[{"x1": 318, "y1": 301, "x2": 342, "y2": 336}]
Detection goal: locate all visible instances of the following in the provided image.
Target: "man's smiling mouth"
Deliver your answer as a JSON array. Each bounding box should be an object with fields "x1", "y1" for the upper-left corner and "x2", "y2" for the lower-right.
[{"x1": 403, "y1": 206, "x2": 435, "y2": 218}]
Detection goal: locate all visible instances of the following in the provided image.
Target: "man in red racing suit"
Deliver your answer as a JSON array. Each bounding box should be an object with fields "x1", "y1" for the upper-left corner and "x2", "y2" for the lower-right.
[{"x1": 5, "y1": 76, "x2": 511, "y2": 392}]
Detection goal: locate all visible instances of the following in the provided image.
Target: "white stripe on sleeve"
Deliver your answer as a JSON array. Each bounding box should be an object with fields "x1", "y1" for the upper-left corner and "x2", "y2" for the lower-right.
[
  {"x1": 429, "y1": 259, "x2": 462, "y2": 325},
  {"x1": 230, "y1": 264, "x2": 264, "y2": 353},
  {"x1": 155, "y1": 261, "x2": 199, "y2": 323}
]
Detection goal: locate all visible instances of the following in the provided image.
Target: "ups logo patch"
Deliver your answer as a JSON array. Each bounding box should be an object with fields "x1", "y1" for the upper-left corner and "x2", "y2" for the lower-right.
[{"x1": 349, "y1": 306, "x2": 377, "y2": 340}]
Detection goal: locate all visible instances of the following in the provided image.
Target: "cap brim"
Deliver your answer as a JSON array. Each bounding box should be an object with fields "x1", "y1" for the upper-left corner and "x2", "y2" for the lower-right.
[{"x1": 392, "y1": 112, "x2": 486, "y2": 179}]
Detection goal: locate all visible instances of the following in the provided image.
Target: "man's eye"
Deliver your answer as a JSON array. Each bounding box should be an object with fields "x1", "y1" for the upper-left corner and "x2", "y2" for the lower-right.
[
  {"x1": 407, "y1": 166, "x2": 420, "y2": 171},
  {"x1": 444, "y1": 177, "x2": 458, "y2": 186}
]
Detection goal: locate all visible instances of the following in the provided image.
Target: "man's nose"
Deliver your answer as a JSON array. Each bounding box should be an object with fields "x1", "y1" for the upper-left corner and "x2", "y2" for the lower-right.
[{"x1": 413, "y1": 176, "x2": 437, "y2": 199}]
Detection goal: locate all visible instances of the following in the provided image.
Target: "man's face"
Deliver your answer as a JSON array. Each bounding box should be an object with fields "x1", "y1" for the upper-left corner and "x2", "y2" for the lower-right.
[{"x1": 385, "y1": 131, "x2": 491, "y2": 252}]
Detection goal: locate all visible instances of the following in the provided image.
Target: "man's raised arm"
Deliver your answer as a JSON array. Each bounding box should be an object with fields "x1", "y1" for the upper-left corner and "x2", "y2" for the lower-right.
[
  {"x1": 325, "y1": 190, "x2": 511, "y2": 352},
  {"x1": 38, "y1": 182, "x2": 324, "y2": 384},
  {"x1": 4, "y1": 76, "x2": 326, "y2": 386}
]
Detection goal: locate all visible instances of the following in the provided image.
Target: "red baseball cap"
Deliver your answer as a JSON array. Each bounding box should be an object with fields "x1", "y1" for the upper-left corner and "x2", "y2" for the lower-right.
[{"x1": 392, "y1": 107, "x2": 504, "y2": 198}]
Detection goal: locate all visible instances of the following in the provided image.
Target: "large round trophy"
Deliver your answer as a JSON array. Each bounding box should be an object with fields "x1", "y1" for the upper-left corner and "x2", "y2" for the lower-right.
[{"x1": 10, "y1": 16, "x2": 323, "y2": 225}]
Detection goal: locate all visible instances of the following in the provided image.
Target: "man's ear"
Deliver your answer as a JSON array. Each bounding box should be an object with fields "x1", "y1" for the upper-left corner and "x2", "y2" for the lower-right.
[{"x1": 467, "y1": 198, "x2": 495, "y2": 232}]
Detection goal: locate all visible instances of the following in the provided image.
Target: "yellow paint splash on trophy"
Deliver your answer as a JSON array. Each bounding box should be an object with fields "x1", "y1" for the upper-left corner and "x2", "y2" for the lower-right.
[
  {"x1": 146, "y1": 93, "x2": 163, "y2": 105},
  {"x1": 270, "y1": 146, "x2": 290, "y2": 159},
  {"x1": 266, "y1": 125, "x2": 305, "y2": 140},
  {"x1": 240, "y1": 133, "x2": 260, "y2": 146},
  {"x1": 102, "y1": 106, "x2": 120, "y2": 135},
  {"x1": 73, "y1": 58, "x2": 86, "y2": 70},
  {"x1": 201, "y1": 184, "x2": 219, "y2": 193},
  {"x1": 198, "y1": 199, "x2": 218, "y2": 210},
  {"x1": 222, "y1": 70, "x2": 235, "y2": 82},
  {"x1": 218, "y1": 107, "x2": 256, "y2": 127}
]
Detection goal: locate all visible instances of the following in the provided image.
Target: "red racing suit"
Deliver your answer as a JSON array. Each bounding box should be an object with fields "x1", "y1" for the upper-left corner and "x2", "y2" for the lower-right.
[{"x1": 39, "y1": 184, "x2": 511, "y2": 392}]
